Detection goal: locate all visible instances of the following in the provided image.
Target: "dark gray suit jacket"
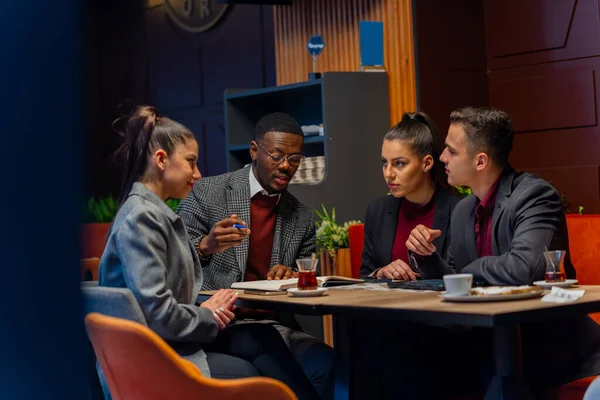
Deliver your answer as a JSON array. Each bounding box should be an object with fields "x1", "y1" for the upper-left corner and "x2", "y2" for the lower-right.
[
  {"x1": 360, "y1": 187, "x2": 459, "y2": 277},
  {"x1": 99, "y1": 183, "x2": 217, "y2": 376},
  {"x1": 178, "y1": 166, "x2": 316, "y2": 290},
  {"x1": 420, "y1": 167, "x2": 576, "y2": 285},
  {"x1": 419, "y1": 167, "x2": 600, "y2": 388}
]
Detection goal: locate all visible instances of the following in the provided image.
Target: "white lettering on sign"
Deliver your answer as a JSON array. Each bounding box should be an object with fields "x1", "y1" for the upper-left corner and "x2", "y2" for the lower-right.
[
  {"x1": 308, "y1": 43, "x2": 324, "y2": 49},
  {"x1": 199, "y1": 0, "x2": 210, "y2": 19},
  {"x1": 182, "y1": 0, "x2": 193, "y2": 18}
]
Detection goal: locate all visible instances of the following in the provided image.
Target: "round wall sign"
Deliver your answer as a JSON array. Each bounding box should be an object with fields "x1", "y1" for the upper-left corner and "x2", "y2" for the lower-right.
[{"x1": 165, "y1": 0, "x2": 229, "y2": 33}]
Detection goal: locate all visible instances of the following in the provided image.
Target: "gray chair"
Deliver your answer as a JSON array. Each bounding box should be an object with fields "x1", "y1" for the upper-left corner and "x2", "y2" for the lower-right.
[{"x1": 80, "y1": 282, "x2": 147, "y2": 400}]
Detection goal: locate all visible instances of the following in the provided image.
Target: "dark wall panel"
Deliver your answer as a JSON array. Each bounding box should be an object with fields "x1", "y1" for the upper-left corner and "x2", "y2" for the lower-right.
[
  {"x1": 485, "y1": 0, "x2": 576, "y2": 58},
  {"x1": 484, "y1": 0, "x2": 600, "y2": 70},
  {"x1": 414, "y1": 0, "x2": 489, "y2": 132},
  {"x1": 86, "y1": 0, "x2": 275, "y2": 197},
  {"x1": 146, "y1": 7, "x2": 205, "y2": 111},
  {"x1": 489, "y1": 68, "x2": 597, "y2": 133},
  {"x1": 419, "y1": 70, "x2": 489, "y2": 137},
  {"x1": 484, "y1": 0, "x2": 600, "y2": 211},
  {"x1": 415, "y1": 0, "x2": 487, "y2": 71},
  {"x1": 525, "y1": 166, "x2": 600, "y2": 214}
]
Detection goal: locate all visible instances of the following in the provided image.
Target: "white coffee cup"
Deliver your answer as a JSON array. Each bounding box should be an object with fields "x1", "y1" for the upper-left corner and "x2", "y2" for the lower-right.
[{"x1": 443, "y1": 274, "x2": 473, "y2": 296}]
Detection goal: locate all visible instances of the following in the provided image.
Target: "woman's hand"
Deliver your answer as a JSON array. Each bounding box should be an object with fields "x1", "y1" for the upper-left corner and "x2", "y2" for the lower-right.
[
  {"x1": 376, "y1": 259, "x2": 419, "y2": 281},
  {"x1": 200, "y1": 289, "x2": 238, "y2": 330}
]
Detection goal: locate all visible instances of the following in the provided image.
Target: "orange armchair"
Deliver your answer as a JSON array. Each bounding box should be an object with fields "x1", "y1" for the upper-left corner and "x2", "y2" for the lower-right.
[
  {"x1": 84, "y1": 312, "x2": 297, "y2": 400},
  {"x1": 548, "y1": 214, "x2": 600, "y2": 400},
  {"x1": 80, "y1": 257, "x2": 100, "y2": 281}
]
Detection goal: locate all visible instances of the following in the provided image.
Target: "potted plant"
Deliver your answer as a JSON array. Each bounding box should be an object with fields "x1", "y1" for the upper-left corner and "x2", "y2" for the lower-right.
[
  {"x1": 314, "y1": 204, "x2": 362, "y2": 277},
  {"x1": 81, "y1": 196, "x2": 118, "y2": 258},
  {"x1": 80, "y1": 196, "x2": 182, "y2": 258}
]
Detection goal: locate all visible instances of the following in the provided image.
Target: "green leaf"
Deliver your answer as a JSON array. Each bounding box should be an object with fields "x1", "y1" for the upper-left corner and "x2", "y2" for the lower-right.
[
  {"x1": 166, "y1": 198, "x2": 182, "y2": 212},
  {"x1": 82, "y1": 195, "x2": 119, "y2": 223},
  {"x1": 314, "y1": 208, "x2": 326, "y2": 221},
  {"x1": 321, "y1": 203, "x2": 330, "y2": 220},
  {"x1": 455, "y1": 186, "x2": 472, "y2": 198}
]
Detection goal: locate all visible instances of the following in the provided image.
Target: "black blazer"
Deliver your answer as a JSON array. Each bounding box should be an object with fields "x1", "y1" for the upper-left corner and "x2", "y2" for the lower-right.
[{"x1": 359, "y1": 187, "x2": 459, "y2": 277}]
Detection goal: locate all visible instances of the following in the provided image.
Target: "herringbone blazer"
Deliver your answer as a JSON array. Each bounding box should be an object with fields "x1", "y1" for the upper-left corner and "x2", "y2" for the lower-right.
[{"x1": 178, "y1": 166, "x2": 316, "y2": 290}]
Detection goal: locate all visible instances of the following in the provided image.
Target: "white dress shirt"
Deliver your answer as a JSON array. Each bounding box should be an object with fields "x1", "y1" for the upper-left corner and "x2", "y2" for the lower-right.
[{"x1": 249, "y1": 166, "x2": 281, "y2": 204}]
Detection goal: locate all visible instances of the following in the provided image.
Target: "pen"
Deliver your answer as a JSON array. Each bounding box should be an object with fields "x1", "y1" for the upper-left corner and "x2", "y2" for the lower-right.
[
  {"x1": 408, "y1": 251, "x2": 428, "y2": 280},
  {"x1": 233, "y1": 224, "x2": 246, "y2": 229}
]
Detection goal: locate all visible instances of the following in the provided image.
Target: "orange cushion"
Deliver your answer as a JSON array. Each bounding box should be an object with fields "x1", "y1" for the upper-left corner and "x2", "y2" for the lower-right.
[
  {"x1": 565, "y1": 215, "x2": 600, "y2": 324},
  {"x1": 548, "y1": 376, "x2": 597, "y2": 400},
  {"x1": 565, "y1": 215, "x2": 600, "y2": 284}
]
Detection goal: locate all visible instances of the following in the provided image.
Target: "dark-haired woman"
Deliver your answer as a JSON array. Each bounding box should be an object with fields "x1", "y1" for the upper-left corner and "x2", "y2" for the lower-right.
[
  {"x1": 359, "y1": 111, "x2": 459, "y2": 280},
  {"x1": 98, "y1": 105, "x2": 320, "y2": 399},
  {"x1": 354, "y1": 112, "x2": 466, "y2": 399}
]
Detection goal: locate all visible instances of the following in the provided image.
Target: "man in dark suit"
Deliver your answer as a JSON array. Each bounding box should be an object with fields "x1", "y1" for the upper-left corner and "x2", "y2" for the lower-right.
[
  {"x1": 405, "y1": 106, "x2": 600, "y2": 396},
  {"x1": 178, "y1": 112, "x2": 334, "y2": 400}
]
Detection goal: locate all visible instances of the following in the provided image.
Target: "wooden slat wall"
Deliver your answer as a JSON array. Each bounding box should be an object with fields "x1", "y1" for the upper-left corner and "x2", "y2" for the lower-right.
[{"x1": 273, "y1": 0, "x2": 417, "y2": 124}]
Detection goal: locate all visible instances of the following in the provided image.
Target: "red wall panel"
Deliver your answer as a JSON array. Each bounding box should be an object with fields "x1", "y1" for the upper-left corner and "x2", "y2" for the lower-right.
[
  {"x1": 484, "y1": 0, "x2": 600, "y2": 211},
  {"x1": 484, "y1": 0, "x2": 600, "y2": 70},
  {"x1": 415, "y1": 0, "x2": 489, "y2": 133},
  {"x1": 525, "y1": 166, "x2": 600, "y2": 213},
  {"x1": 489, "y1": 68, "x2": 597, "y2": 132}
]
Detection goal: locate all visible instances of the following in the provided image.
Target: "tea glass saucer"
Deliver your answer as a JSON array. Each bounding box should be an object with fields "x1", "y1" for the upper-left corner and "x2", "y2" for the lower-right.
[{"x1": 287, "y1": 288, "x2": 328, "y2": 297}]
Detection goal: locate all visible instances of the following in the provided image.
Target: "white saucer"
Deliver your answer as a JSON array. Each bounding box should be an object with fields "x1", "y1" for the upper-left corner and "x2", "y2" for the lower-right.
[
  {"x1": 439, "y1": 290, "x2": 543, "y2": 302},
  {"x1": 533, "y1": 279, "x2": 578, "y2": 289},
  {"x1": 287, "y1": 287, "x2": 328, "y2": 297}
]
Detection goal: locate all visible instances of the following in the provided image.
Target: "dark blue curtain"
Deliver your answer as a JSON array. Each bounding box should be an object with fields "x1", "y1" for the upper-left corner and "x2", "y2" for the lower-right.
[{"x1": 0, "y1": 1, "x2": 88, "y2": 398}]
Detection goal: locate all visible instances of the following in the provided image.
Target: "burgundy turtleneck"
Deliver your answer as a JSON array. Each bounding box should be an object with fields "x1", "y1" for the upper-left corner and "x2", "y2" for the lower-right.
[{"x1": 391, "y1": 192, "x2": 437, "y2": 264}]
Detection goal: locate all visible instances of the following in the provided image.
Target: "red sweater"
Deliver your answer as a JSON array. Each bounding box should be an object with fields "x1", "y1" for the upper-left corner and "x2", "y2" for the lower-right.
[
  {"x1": 244, "y1": 193, "x2": 278, "y2": 281},
  {"x1": 475, "y1": 176, "x2": 501, "y2": 257}
]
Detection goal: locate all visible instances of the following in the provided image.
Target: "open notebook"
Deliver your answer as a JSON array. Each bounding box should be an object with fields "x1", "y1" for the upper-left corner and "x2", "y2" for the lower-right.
[{"x1": 231, "y1": 276, "x2": 364, "y2": 291}]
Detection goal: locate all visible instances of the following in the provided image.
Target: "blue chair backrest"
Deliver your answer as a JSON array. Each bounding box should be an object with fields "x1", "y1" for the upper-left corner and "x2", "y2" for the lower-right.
[{"x1": 80, "y1": 282, "x2": 147, "y2": 400}]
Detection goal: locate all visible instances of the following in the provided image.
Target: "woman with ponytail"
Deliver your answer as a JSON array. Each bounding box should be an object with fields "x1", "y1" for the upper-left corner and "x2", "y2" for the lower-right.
[
  {"x1": 354, "y1": 112, "x2": 462, "y2": 400},
  {"x1": 359, "y1": 111, "x2": 460, "y2": 279},
  {"x1": 99, "y1": 105, "x2": 320, "y2": 399}
]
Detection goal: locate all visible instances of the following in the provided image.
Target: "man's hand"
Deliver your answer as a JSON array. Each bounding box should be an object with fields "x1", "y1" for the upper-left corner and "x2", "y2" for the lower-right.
[
  {"x1": 200, "y1": 289, "x2": 238, "y2": 330},
  {"x1": 267, "y1": 264, "x2": 297, "y2": 280},
  {"x1": 376, "y1": 259, "x2": 419, "y2": 281},
  {"x1": 406, "y1": 224, "x2": 441, "y2": 256},
  {"x1": 199, "y1": 214, "x2": 251, "y2": 255}
]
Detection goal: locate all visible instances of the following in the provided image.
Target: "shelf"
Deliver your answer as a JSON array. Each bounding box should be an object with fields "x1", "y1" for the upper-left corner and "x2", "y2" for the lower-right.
[
  {"x1": 224, "y1": 72, "x2": 390, "y2": 222},
  {"x1": 228, "y1": 135, "x2": 325, "y2": 152},
  {"x1": 224, "y1": 79, "x2": 322, "y2": 101}
]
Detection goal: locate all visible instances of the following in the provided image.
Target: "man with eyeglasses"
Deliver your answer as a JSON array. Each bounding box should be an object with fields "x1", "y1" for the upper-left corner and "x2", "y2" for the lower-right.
[{"x1": 178, "y1": 112, "x2": 334, "y2": 400}]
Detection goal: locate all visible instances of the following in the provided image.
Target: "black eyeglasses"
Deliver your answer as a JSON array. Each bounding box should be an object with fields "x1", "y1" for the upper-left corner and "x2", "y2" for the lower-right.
[{"x1": 256, "y1": 142, "x2": 304, "y2": 166}]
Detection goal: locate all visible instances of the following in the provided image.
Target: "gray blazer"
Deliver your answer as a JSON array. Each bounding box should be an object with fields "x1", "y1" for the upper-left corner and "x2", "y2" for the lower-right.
[
  {"x1": 418, "y1": 167, "x2": 600, "y2": 387},
  {"x1": 420, "y1": 167, "x2": 575, "y2": 285},
  {"x1": 178, "y1": 166, "x2": 316, "y2": 290},
  {"x1": 99, "y1": 183, "x2": 217, "y2": 377}
]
